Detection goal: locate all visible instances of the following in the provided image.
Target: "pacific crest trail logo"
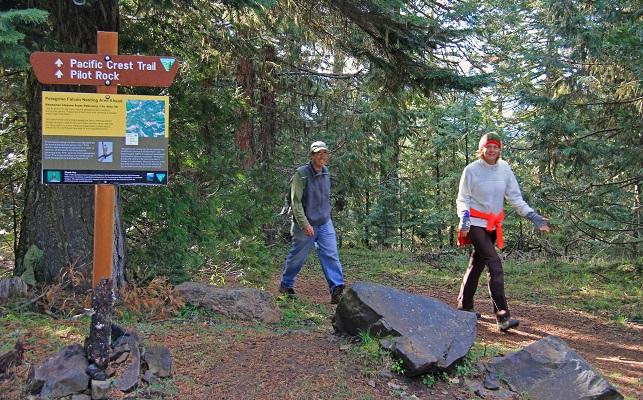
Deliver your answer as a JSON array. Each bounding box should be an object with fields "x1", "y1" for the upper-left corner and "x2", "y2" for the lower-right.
[{"x1": 160, "y1": 58, "x2": 175, "y2": 72}]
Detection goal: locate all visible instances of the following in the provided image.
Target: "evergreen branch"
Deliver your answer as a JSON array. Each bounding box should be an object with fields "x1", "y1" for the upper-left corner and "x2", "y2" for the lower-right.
[
  {"x1": 0, "y1": 124, "x2": 26, "y2": 136},
  {"x1": 276, "y1": 63, "x2": 363, "y2": 79},
  {"x1": 571, "y1": 96, "x2": 643, "y2": 106},
  {"x1": 590, "y1": 175, "x2": 642, "y2": 190},
  {"x1": 0, "y1": 69, "x2": 24, "y2": 78},
  {"x1": 566, "y1": 127, "x2": 622, "y2": 143},
  {"x1": 569, "y1": 214, "x2": 643, "y2": 245}
]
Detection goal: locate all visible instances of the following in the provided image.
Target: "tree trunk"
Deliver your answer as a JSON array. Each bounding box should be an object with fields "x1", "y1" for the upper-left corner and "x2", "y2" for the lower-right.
[
  {"x1": 258, "y1": 45, "x2": 276, "y2": 163},
  {"x1": 435, "y1": 146, "x2": 443, "y2": 247},
  {"x1": 14, "y1": 0, "x2": 125, "y2": 292},
  {"x1": 235, "y1": 40, "x2": 255, "y2": 168}
]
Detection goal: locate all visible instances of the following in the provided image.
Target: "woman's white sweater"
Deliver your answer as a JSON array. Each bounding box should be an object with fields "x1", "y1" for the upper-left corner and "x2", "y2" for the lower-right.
[{"x1": 456, "y1": 158, "x2": 534, "y2": 229}]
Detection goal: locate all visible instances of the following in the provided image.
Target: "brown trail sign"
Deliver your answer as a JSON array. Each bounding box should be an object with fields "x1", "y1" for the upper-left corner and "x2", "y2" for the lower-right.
[{"x1": 30, "y1": 52, "x2": 178, "y2": 87}]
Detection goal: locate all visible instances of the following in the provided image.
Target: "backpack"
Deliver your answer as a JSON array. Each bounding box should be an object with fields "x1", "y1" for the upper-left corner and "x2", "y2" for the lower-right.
[{"x1": 279, "y1": 166, "x2": 307, "y2": 216}]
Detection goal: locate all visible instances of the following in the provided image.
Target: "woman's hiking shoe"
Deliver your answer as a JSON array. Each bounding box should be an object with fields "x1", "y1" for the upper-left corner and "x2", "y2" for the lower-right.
[
  {"x1": 278, "y1": 283, "x2": 296, "y2": 298},
  {"x1": 496, "y1": 310, "x2": 519, "y2": 332},
  {"x1": 458, "y1": 307, "x2": 481, "y2": 320},
  {"x1": 330, "y1": 285, "x2": 344, "y2": 304},
  {"x1": 497, "y1": 318, "x2": 520, "y2": 332}
]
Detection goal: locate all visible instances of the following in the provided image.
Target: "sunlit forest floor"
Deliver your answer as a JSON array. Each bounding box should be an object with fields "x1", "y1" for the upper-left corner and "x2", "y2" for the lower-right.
[{"x1": 1, "y1": 249, "x2": 641, "y2": 399}]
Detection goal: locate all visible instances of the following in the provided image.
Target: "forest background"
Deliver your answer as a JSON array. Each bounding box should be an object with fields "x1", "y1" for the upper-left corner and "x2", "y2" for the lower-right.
[{"x1": 0, "y1": 0, "x2": 640, "y2": 318}]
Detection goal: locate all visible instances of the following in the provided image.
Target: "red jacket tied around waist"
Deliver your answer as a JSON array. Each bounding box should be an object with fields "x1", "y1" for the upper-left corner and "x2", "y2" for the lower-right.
[{"x1": 458, "y1": 208, "x2": 505, "y2": 248}]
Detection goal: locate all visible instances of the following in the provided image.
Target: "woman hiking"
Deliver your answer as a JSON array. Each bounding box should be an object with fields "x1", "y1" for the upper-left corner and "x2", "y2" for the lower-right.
[{"x1": 456, "y1": 132, "x2": 550, "y2": 332}]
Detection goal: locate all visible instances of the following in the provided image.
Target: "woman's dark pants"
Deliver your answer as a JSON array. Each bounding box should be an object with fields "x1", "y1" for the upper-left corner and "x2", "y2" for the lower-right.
[{"x1": 457, "y1": 226, "x2": 510, "y2": 320}]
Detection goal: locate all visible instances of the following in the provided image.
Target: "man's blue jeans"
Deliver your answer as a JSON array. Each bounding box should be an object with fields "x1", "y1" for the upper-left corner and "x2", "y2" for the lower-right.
[{"x1": 280, "y1": 219, "x2": 344, "y2": 291}]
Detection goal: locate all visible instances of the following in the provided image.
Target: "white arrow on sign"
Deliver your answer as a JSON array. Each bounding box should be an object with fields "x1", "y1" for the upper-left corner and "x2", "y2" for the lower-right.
[
  {"x1": 55, "y1": 58, "x2": 63, "y2": 67},
  {"x1": 55, "y1": 70, "x2": 63, "y2": 78}
]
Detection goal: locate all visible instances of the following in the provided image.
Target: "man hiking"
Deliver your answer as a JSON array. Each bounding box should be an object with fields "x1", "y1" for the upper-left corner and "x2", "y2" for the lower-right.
[{"x1": 279, "y1": 141, "x2": 345, "y2": 304}]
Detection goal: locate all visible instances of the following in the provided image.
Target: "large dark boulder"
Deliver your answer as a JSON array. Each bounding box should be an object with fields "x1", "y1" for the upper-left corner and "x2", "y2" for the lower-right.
[
  {"x1": 174, "y1": 282, "x2": 282, "y2": 323},
  {"x1": 333, "y1": 281, "x2": 477, "y2": 376},
  {"x1": 485, "y1": 336, "x2": 623, "y2": 400},
  {"x1": 26, "y1": 344, "x2": 89, "y2": 398}
]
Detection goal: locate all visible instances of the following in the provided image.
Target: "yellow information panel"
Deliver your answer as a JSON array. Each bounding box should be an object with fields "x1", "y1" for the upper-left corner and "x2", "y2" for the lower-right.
[
  {"x1": 42, "y1": 91, "x2": 169, "y2": 185},
  {"x1": 42, "y1": 91, "x2": 168, "y2": 137}
]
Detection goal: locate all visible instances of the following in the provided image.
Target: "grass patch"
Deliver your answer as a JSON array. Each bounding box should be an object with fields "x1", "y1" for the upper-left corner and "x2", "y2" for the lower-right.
[
  {"x1": 343, "y1": 329, "x2": 394, "y2": 378},
  {"x1": 504, "y1": 259, "x2": 642, "y2": 322},
  {"x1": 452, "y1": 341, "x2": 514, "y2": 378},
  {"x1": 133, "y1": 377, "x2": 179, "y2": 399},
  {"x1": 0, "y1": 310, "x2": 90, "y2": 354},
  {"x1": 277, "y1": 296, "x2": 330, "y2": 331},
  {"x1": 338, "y1": 248, "x2": 641, "y2": 322}
]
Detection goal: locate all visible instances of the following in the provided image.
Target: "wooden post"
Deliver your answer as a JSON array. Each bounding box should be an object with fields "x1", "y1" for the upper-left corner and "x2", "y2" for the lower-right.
[
  {"x1": 88, "y1": 31, "x2": 117, "y2": 370},
  {"x1": 93, "y1": 31, "x2": 117, "y2": 288}
]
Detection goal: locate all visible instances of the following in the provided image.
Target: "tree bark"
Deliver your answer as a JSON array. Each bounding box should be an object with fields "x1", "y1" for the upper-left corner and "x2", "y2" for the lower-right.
[
  {"x1": 87, "y1": 278, "x2": 112, "y2": 369},
  {"x1": 14, "y1": 0, "x2": 125, "y2": 292},
  {"x1": 235, "y1": 41, "x2": 255, "y2": 168},
  {"x1": 258, "y1": 45, "x2": 276, "y2": 163}
]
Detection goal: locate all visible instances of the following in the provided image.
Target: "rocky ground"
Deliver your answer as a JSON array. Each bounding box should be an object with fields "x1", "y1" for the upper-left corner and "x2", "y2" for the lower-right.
[{"x1": 1, "y1": 271, "x2": 640, "y2": 399}]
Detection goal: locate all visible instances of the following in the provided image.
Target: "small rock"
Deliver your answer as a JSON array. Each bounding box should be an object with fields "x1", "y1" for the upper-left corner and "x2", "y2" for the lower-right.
[
  {"x1": 142, "y1": 369, "x2": 159, "y2": 384},
  {"x1": 387, "y1": 381, "x2": 404, "y2": 390},
  {"x1": 0, "y1": 276, "x2": 29, "y2": 301},
  {"x1": 111, "y1": 323, "x2": 126, "y2": 342},
  {"x1": 367, "y1": 379, "x2": 376, "y2": 388},
  {"x1": 113, "y1": 352, "x2": 129, "y2": 364},
  {"x1": 379, "y1": 368, "x2": 393, "y2": 379},
  {"x1": 116, "y1": 333, "x2": 141, "y2": 392},
  {"x1": 26, "y1": 344, "x2": 89, "y2": 398},
  {"x1": 339, "y1": 344, "x2": 351, "y2": 351},
  {"x1": 483, "y1": 372, "x2": 500, "y2": 390},
  {"x1": 91, "y1": 379, "x2": 110, "y2": 400},
  {"x1": 86, "y1": 364, "x2": 107, "y2": 381},
  {"x1": 110, "y1": 342, "x2": 130, "y2": 361},
  {"x1": 142, "y1": 346, "x2": 172, "y2": 378},
  {"x1": 113, "y1": 332, "x2": 139, "y2": 348},
  {"x1": 327, "y1": 335, "x2": 340, "y2": 343},
  {"x1": 174, "y1": 283, "x2": 282, "y2": 323}
]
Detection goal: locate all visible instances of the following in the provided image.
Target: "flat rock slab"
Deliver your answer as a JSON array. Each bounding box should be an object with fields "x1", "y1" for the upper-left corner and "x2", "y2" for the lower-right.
[
  {"x1": 26, "y1": 344, "x2": 89, "y2": 398},
  {"x1": 115, "y1": 332, "x2": 141, "y2": 393},
  {"x1": 174, "y1": 282, "x2": 281, "y2": 323},
  {"x1": 485, "y1": 335, "x2": 623, "y2": 400},
  {"x1": 333, "y1": 281, "x2": 477, "y2": 376}
]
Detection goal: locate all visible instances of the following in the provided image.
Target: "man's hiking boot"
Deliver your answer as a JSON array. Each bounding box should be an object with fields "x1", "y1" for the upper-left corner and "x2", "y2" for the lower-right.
[
  {"x1": 496, "y1": 310, "x2": 519, "y2": 332},
  {"x1": 458, "y1": 307, "x2": 481, "y2": 320},
  {"x1": 278, "y1": 283, "x2": 296, "y2": 298},
  {"x1": 330, "y1": 285, "x2": 344, "y2": 304}
]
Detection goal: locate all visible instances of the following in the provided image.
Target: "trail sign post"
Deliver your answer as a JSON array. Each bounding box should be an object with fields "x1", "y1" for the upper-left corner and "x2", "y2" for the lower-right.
[
  {"x1": 30, "y1": 52, "x2": 178, "y2": 87},
  {"x1": 30, "y1": 31, "x2": 178, "y2": 370}
]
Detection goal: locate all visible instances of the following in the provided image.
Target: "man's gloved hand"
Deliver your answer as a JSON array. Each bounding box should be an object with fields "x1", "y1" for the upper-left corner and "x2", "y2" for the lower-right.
[
  {"x1": 460, "y1": 210, "x2": 471, "y2": 236},
  {"x1": 526, "y1": 211, "x2": 550, "y2": 232}
]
